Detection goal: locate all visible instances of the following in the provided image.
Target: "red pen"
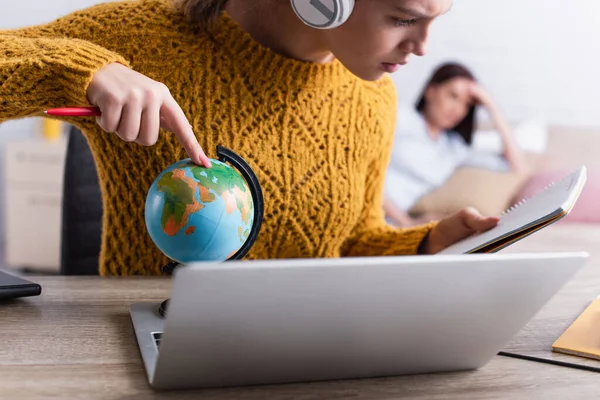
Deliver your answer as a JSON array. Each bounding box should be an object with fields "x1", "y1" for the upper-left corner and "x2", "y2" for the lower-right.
[{"x1": 45, "y1": 106, "x2": 101, "y2": 117}]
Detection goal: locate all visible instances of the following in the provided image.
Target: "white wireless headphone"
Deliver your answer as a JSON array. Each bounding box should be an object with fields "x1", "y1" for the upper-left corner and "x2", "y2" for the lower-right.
[{"x1": 290, "y1": 0, "x2": 355, "y2": 29}]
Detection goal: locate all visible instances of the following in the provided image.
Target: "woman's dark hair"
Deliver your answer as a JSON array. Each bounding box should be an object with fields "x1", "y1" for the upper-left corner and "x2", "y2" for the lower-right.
[
  {"x1": 415, "y1": 62, "x2": 477, "y2": 144},
  {"x1": 173, "y1": 0, "x2": 228, "y2": 30}
]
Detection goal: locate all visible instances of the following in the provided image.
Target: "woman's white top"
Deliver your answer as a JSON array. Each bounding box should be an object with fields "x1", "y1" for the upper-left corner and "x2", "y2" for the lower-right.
[{"x1": 384, "y1": 105, "x2": 509, "y2": 212}]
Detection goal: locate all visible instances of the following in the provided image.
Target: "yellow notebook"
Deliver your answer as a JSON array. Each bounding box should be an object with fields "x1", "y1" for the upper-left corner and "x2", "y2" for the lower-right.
[
  {"x1": 439, "y1": 166, "x2": 587, "y2": 254},
  {"x1": 552, "y1": 298, "x2": 600, "y2": 361}
]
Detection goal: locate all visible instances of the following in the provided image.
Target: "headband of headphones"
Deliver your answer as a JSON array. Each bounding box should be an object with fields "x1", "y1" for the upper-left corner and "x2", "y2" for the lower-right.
[{"x1": 291, "y1": 0, "x2": 355, "y2": 29}]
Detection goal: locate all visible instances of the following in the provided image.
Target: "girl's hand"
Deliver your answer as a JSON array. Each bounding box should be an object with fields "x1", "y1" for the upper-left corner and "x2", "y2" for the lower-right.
[
  {"x1": 86, "y1": 63, "x2": 211, "y2": 167},
  {"x1": 419, "y1": 207, "x2": 499, "y2": 254}
]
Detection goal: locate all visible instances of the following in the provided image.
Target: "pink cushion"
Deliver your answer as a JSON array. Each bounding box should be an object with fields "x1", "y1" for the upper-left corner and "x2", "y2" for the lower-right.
[{"x1": 513, "y1": 169, "x2": 600, "y2": 224}]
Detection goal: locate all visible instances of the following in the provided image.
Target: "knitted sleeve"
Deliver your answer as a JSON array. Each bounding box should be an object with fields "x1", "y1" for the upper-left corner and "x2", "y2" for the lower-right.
[
  {"x1": 341, "y1": 79, "x2": 438, "y2": 257},
  {"x1": 0, "y1": 5, "x2": 131, "y2": 123},
  {"x1": 340, "y1": 155, "x2": 437, "y2": 256}
]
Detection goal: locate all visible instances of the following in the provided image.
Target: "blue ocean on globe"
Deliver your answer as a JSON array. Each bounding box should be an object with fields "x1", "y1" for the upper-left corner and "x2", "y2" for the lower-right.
[{"x1": 145, "y1": 159, "x2": 254, "y2": 264}]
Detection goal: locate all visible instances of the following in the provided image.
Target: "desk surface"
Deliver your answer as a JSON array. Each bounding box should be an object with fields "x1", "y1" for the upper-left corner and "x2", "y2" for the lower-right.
[
  {"x1": 0, "y1": 272, "x2": 598, "y2": 398},
  {"x1": 501, "y1": 224, "x2": 600, "y2": 370}
]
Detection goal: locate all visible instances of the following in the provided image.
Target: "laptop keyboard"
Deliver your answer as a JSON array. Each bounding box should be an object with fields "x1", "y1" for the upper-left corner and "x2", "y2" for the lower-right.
[{"x1": 152, "y1": 332, "x2": 163, "y2": 349}]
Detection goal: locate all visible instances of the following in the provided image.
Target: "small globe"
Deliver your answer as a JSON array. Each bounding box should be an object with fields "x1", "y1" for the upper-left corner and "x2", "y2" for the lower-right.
[{"x1": 145, "y1": 158, "x2": 255, "y2": 264}]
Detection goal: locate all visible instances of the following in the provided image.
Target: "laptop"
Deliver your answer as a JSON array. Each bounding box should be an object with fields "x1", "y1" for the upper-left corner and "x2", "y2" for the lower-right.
[
  {"x1": 0, "y1": 270, "x2": 41, "y2": 300},
  {"x1": 130, "y1": 252, "x2": 588, "y2": 390}
]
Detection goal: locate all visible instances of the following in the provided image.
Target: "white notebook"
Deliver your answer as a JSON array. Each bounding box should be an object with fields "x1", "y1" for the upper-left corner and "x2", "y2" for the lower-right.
[{"x1": 439, "y1": 166, "x2": 587, "y2": 255}]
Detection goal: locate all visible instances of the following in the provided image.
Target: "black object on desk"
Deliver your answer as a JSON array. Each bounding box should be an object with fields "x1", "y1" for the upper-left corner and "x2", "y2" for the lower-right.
[{"x1": 0, "y1": 271, "x2": 41, "y2": 300}]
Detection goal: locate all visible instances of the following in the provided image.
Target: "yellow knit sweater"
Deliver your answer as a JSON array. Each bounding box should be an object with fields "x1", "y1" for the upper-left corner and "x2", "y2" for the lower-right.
[{"x1": 0, "y1": 0, "x2": 435, "y2": 275}]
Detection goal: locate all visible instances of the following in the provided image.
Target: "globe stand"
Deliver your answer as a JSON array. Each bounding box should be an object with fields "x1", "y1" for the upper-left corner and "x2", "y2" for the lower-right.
[{"x1": 157, "y1": 145, "x2": 264, "y2": 318}]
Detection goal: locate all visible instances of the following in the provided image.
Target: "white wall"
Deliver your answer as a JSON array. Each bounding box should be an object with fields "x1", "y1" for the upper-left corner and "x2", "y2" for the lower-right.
[
  {"x1": 1, "y1": 0, "x2": 114, "y2": 29},
  {"x1": 391, "y1": 0, "x2": 600, "y2": 128}
]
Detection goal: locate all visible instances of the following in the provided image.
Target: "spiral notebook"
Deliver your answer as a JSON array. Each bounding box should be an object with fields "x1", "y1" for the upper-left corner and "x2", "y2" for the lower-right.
[{"x1": 439, "y1": 166, "x2": 587, "y2": 255}]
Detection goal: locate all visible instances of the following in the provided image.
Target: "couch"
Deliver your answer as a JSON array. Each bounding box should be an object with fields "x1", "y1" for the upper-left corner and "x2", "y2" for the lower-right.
[{"x1": 409, "y1": 124, "x2": 600, "y2": 226}]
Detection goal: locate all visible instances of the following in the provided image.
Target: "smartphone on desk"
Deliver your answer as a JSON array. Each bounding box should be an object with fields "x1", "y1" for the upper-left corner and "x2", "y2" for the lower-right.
[{"x1": 0, "y1": 270, "x2": 42, "y2": 300}]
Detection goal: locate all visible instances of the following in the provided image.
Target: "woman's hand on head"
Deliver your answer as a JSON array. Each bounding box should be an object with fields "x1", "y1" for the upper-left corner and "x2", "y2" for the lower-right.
[
  {"x1": 469, "y1": 82, "x2": 495, "y2": 109},
  {"x1": 419, "y1": 207, "x2": 499, "y2": 254},
  {"x1": 86, "y1": 63, "x2": 211, "y2": 167}
]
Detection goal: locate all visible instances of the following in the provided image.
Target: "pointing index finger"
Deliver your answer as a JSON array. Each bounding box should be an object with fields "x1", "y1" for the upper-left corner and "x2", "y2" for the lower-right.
[{"x1": 160, "y1": 98, "x2": 212, "y2": 168}]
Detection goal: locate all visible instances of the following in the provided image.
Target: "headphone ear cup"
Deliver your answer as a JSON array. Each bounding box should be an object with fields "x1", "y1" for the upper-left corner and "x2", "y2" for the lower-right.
[
  {"x1": 291, "y1": 0, "x2": 355, "y2": 29},
  {"x1": 336, "y1": 0, "x2": 355, "y2": 27}
]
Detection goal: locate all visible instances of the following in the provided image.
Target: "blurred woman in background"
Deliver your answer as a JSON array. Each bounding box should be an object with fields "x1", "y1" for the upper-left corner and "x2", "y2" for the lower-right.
[{"x1": 384, "y1": 62, "x2": 530, "y2": 227}]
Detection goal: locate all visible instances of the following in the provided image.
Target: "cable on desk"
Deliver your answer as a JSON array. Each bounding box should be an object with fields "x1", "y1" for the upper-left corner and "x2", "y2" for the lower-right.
[{"x1": 498, "y1": 351, "x2": 600, "y2": 373}]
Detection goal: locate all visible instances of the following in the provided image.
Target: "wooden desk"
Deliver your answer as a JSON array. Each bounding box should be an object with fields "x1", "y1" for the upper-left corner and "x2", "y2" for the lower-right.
[
  {"x1": 1, "y1": 273, "x2": 599, "y2": 399},
  {"x1": 501, "y1": 223, "x2": 600, "y2": 371}
]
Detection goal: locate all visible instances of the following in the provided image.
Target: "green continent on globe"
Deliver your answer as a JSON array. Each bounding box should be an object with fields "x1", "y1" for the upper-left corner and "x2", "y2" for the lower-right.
[
  {"x1": 157, "y1": 168, "x2": 212, "y2": 236},
  {"x1": 190, "y1": 162, "x2": 254, "y2": 225},
  {"x1": 157, "y1": 162, "x2": 253, "y2": 238}
]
